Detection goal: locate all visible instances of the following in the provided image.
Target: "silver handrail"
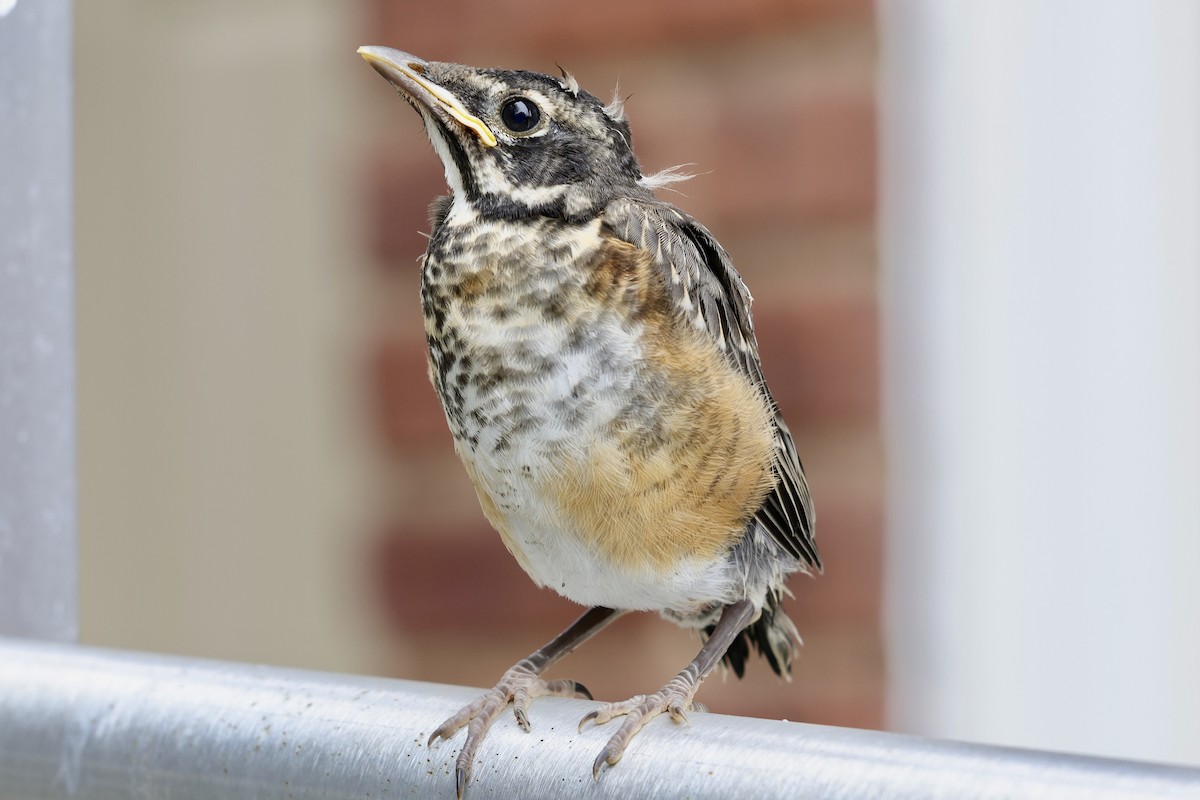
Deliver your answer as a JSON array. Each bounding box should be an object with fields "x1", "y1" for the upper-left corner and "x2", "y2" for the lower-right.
[{"x1": 2, "y1": 638, "x2": 1198, "y2": 799}]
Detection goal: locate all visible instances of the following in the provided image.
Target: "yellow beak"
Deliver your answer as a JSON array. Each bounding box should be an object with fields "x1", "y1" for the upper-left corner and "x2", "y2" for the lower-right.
[{"x1": 358, "y1": 46, "x2": 498, "y2": 148}]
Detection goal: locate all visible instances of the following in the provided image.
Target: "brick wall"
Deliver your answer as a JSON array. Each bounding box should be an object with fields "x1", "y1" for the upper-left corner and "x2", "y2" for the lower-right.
[{"x1": 359, "y1": 1, "x2": 881, "y2": 730}]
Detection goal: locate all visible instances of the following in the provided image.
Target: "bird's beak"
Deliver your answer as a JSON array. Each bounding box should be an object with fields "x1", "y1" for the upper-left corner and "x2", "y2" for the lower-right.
[{"x1": 358, "y1": 46, "x2": 498, "y2": 148}]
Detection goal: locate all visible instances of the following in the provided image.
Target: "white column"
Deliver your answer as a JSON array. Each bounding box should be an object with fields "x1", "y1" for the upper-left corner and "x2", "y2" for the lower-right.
[{"x1": 881, "y1": 0, "x2": 1200, "y2": 765}]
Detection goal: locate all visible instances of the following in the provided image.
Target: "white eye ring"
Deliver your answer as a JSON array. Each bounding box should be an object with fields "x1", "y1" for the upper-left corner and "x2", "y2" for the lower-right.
[
  {"x1": 499, "y1": 96, "x2": 541, "y2": 135},
  {"x1": 495, "y1": 93, "x2": 555, "y2": 139}
]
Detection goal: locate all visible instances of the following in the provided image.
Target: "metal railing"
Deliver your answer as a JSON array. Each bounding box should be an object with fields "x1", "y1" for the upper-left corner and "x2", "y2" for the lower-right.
[
  {"x1": 2, "y1": 638, "x2": 1199, "y2": 799},
  {"x1": 0, "y1": 0, "x2": 76, "y2": 643},
  {"x1": 3, "y1": 2, "x2": 1199, "y2": 798}
]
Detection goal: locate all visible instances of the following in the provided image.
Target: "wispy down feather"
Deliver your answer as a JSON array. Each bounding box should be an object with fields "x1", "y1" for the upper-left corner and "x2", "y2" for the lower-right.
[
  {"x1": 556, "y1": 65, "x2": 580, "y2": 96},
  {"x1": 602, "y1": 86, "x2": 627, "y2": 122},
  {"x1": 639, "y1": 164, "x2": 697, "y2": 191}
]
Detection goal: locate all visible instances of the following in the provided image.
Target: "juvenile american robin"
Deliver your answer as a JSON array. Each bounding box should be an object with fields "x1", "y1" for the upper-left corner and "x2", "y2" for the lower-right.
[{"x1": 359, "y1": 46, "x2": 821, "y2": 797}]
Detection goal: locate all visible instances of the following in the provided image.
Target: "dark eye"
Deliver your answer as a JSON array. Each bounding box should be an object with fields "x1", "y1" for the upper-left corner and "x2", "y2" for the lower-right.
[{"x1": 500, "y1": 97, "x2": 541, "y2": 134}]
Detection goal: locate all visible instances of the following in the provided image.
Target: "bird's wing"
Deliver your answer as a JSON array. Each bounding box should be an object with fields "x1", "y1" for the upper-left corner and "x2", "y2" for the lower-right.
[{"x1": 602, "y1": 197, "x2": 820, "y2": 571}]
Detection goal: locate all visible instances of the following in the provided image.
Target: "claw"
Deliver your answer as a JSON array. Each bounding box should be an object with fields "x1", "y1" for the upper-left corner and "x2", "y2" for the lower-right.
[
  {"x1": 578, "y1": 693, "x2": 645, "y2": 733},
  {"x1": 421, "y1": 606, "x2": 623, "y2": 797},
  {"x1": 582, "y1": 685, "x2": 700, "y2": 780},
  {"x1": 588, "y1": 601, "x2": 750, "y2": 782},
  {"x1": 428, "y1": 721, "x2": 453, "y2": 747},
  {"x1": 573, "y1": 681, "x2": 593, "y2": 701},
  {"x1": 427, "y1": 665, "x2": 590, "y2": 796},
  {"x1": 592, "y1": 746, "x2": 613, "y2": 780},
  {"x1": 455, "y1": 764, "x2": 467, "y2": 800}
]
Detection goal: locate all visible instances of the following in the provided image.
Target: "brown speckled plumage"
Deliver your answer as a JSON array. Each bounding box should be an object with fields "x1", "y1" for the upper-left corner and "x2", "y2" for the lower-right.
[{"x1": 359, "y1": 45, "x2": 820, "y2": 797}]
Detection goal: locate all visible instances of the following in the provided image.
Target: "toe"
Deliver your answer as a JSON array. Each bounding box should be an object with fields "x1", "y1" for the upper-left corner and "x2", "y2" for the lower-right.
[
  {"x1": 592, "y1": 743, "x2": 620, "y2": 780},
  {"x1": 585, "y1": 687, "x2": 701, "y2": 779},
  {"x1": 455, "y1": 763, "x2": 468, "y2": 800},
  {"x1": 428, "y1": 714, "x2": 466, "y2": 746},
  {"x1": 667, "y1": 701, "x2": 690, "y2": 724},
  {"x1": 578, "y1": 693, "x2": 647, "y2": 732},
  {"x1": 513, "y1": 704, "x2": 530, "y2": 732}
]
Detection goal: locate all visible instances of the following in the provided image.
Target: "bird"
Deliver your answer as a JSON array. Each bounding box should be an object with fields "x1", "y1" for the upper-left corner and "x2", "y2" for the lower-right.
[{"x1": 358, "y1": 45, "x2": 821, "y2": 798}]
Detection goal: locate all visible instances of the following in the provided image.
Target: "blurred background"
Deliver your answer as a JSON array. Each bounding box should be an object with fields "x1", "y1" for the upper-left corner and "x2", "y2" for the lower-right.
[{"x1": 69, "y1": 0, "x2": 1198, "y2": 769}]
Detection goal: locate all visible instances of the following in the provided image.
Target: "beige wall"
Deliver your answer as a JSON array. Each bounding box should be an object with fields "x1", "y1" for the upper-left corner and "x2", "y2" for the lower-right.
[{"x1": 76, "y1": 2, "x2": 378, "y2": 672}]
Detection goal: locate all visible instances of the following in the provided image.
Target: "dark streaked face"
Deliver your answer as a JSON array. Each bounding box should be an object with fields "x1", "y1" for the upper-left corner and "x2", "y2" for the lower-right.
[{"x1": 359, "y1": 47, "x2": 651, "y2": 221}]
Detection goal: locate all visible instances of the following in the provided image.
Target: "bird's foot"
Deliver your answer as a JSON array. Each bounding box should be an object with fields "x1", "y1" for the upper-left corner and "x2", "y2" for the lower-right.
[
  {"x1": 579, "y1": 673, "x2": 703, "y2": 779},
  {"x1": 428, "y1": 660, "x2": 590, "y2": 798}
]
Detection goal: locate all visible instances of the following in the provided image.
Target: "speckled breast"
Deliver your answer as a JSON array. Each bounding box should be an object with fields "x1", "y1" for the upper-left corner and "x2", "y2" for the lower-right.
[{"x1": 420, "y1": 207, "x2": 776, "y2": 613}]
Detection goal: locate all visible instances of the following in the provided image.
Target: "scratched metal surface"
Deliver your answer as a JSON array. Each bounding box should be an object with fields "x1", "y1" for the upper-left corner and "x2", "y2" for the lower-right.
[{"x1": 1, "y1": 639, "x2": 1199, "y2": 799}]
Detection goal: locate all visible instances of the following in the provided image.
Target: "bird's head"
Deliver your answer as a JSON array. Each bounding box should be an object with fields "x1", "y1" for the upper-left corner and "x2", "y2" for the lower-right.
[{"x1": 359, "y1": 46, "x2": 678, "y2": 222}]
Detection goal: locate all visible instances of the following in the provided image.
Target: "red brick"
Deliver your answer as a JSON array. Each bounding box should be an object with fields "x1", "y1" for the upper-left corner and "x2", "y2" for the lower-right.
[
  {"x1": 362, "y1": 143, "x2": 448, "y2": 265},
  {"x1": 361, "y1": 0, "x2": 883, "y2": 734},
  {"x1": 391, "y1": 453, "x2": 496, "y2": 529},
  {"x1": 782, "y1": 493, "x2": 883, "y2": 628},
  {"x1": 754, "y1": 292, "x2": 879, "y2": 426},
  {"x1": 633, "y1": 89, "x2": 876, "y2": 229},
  {"x1": 720, "y1": 223, "x2": 878, "y2": 292},
  {"x1": 369, "y1": 521, "x2": 584, "y2": 634},
  {"x1": 367, "y1": 0, "x2": 872, "y2": 63},
  {"x1": 366, "y1": 333, "x2": 450, "y2": 452},
  {"x1": 716, "y1": 90, "x2": 876, "y2": 225}
]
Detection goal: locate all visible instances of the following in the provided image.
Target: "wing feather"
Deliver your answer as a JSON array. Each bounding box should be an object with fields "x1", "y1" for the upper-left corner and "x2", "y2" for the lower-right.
[{"x1": 603, "y1": 198, "x2": 820, "y2": 571}]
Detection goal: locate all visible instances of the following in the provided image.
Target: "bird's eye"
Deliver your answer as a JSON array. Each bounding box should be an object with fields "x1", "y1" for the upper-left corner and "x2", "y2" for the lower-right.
[{"x1": 500, "y1": 97, "x2": 541, "y2": 134}]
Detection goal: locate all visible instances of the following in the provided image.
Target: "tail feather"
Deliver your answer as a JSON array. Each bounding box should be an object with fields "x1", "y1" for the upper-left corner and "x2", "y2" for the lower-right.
[{"x1": 707, "y1": 593, "x2": 801, "y2": 679}]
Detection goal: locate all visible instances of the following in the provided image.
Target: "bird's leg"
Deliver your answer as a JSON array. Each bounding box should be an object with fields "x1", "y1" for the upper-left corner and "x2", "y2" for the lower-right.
[
  {"x1": 580, "y1": 599, "x2": 756, "y2": 779},
  {"x1": 428, "y1": 605, "x2": 622, "y2": 798}
]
